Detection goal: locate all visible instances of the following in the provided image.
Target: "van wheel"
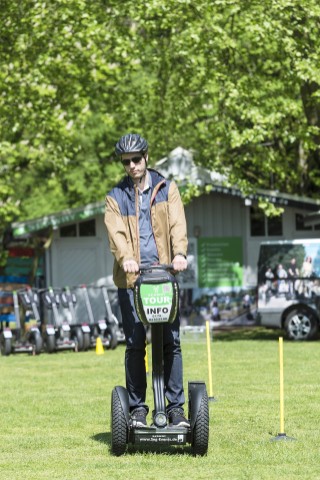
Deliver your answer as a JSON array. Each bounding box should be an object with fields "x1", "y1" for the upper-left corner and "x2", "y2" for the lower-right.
[{"x1": 284, "y1": 308, "x2": 318, "y2": 341}]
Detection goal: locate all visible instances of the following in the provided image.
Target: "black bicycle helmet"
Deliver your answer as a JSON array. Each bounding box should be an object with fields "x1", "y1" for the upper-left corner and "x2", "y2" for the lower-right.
[{"x1": 115, "y1": 133, "x2": 148, "y2": 156}]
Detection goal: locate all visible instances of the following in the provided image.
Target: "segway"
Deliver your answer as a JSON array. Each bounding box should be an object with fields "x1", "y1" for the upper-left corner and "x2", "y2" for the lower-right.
[
  {"x1": 0, "y1": 289, "x2": 43, "y2": 356},
  {"x1": 59, "y1": 286, "x2": 91, "y2": 351},
  {"x1": 0, "y1": 289, "x2": 15, "y2": 356},
  {"x1": 110, "y1": 265, "x2": 209, "y2": 456},
  {"x1": 79, "y1": 285, "x2": 118, "y2": 350},
  {"x1": 101, "y1": 285, "x2": 125, "y2": 344},
  {"x1": 41, "y1": 287, "x2": 77, "y2": 353},
  {"x1": 16, "y1": 287, "x2": 43, "y2": 355}
]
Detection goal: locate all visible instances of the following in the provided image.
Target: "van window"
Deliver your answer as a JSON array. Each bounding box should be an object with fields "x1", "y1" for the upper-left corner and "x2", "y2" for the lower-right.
[
  {"x1": 257, "y1": 240, "x2": 320, "y2": 341},
  {"x1": 258, "y1": 243, "x2": 306, "y2": 284}
]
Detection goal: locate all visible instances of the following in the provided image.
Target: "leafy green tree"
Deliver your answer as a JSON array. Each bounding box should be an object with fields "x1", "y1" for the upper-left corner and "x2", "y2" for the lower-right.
[
  {"x1": 1, "y1": 0, "x2": 320, "y2": 239},
  {"x1": 0, "y1": 1, "x2": 122, "y2": 226},
  {"x1": 119, "y1": 0, "x2": 320, "y2": 198}
]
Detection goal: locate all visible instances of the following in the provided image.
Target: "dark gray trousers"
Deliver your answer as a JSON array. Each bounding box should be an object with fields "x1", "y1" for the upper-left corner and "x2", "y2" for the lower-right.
[{"x1": 118, "y1": 288, "x2": 185, "y2": 413}]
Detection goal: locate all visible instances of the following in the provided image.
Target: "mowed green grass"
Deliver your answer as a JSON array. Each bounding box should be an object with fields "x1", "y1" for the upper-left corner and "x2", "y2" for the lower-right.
[{"x1": 1, "y1": 327, "x2": 319, "y2": 480}]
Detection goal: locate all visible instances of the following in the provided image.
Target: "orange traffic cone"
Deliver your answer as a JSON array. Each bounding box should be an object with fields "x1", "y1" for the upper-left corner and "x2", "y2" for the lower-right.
[{"x1": 96, "y1": 337, "x2": 104, "y2": 355}]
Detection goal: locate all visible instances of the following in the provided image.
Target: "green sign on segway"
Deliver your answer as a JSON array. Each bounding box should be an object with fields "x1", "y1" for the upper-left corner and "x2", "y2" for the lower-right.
[{"x1": 133, "y1": 266, "x2": 179, "y2": 325}]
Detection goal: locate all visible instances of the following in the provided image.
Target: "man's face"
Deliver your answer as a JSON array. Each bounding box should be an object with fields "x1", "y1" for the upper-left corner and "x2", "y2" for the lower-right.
[{"x1": 121, "y1": 153, "x2": 147, "y2": 182}]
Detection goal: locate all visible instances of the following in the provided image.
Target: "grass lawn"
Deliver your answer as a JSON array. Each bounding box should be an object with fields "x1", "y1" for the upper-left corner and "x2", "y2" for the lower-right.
[{"x1": 1, "y1": 327, "x2": 319, "y2": 480}]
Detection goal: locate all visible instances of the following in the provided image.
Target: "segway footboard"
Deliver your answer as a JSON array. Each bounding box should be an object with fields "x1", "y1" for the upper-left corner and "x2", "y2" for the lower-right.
[{"x1": 131, "y1": 425, "x2": 189, "y2": 447}]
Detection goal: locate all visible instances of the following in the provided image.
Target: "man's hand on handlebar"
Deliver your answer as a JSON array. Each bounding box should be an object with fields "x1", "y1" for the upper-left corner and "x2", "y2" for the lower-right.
[
  {"x1": 123, "y1": 256, "x2": 187, "y2": 273},
  {"x1": 172, "y1": 254, "x2": 188, "y2": 272},
  {"x1": 122, "y1": 259, "x2": 140, "y2": 273}
]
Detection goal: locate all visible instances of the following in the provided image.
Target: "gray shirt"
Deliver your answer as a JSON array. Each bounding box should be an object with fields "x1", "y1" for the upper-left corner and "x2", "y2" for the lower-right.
[{"x1": 138, "y1": 172, "x2": 159, "y2": 265}]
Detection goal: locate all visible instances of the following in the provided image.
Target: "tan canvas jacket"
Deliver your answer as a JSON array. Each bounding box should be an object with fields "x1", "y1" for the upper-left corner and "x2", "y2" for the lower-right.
[{"x1": 105, "y1": 169, "x2": 188, "y2": 288}]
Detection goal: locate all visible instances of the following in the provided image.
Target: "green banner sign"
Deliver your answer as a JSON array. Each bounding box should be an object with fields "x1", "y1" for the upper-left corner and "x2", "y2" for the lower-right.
[{"x1": 197, "y1": 237, "x2": 243, "y2": 288}]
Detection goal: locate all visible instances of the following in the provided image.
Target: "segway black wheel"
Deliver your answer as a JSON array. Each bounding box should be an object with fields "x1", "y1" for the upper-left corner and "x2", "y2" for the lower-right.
[
  {"x1": 192, "y1": 390, "x2": 209, "y2": 456},
  {"x1": 33, "y1": 332, "x2": 43, "y2": 355},
  {"x1": 74, "y1": 327, "x2": 90, "y2": 351},
  {"x1": 105, "y1": 324, "x2": 118, "y2": 350},
  {"x1": 82, "y1": 332, "x2": 91, "y2": 351},
  {"x1": 45, "y1": 334, "x2": 56, "y2": 353},
  {"x1": 74, "y1": 327, "x2": 84, "y2": 351},
  {"x1": 0, "y1": 335, "x2": 12, "y2": 356},
  {"x1": 111, "y1": 388, "x2": 128, "y2": 456}
]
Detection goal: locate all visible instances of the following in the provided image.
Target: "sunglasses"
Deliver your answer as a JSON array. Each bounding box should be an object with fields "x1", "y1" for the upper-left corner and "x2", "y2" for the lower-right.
[{"x1": 121, "y1": 155, "x2": 144, "y2": 166}]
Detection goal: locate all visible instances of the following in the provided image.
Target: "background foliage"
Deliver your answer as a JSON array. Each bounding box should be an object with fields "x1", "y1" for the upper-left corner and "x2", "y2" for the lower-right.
[{"x1": 1, "y1": 0, "x2": 320, "y2": 231}]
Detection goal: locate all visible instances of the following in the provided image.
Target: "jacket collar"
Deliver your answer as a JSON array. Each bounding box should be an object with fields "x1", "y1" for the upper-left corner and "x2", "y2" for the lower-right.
[{"x1": 124, "y1": 168, "x2": 166, "y2": 192}]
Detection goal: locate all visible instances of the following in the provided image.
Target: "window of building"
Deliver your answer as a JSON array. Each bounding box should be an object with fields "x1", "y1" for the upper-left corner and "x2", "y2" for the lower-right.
[
  {"x1": 60, "y1": 224, "x2": 77, "y2": 237},
  {"x1": 295, "y1": 213, "x2": 312, "y2": 231},
  {"x1": 59, "y1": 219, "x2": 96, "y2": 238},
  {"x1": 250, "y1": 207, "x2": 283, "y2": 237},
  {"x1": 267, "y1": 215, "x2": 283, "y2": 236},
  {"x1": 79, "y1": 219, "x2": 96, "y2": 237},
  {"x1": 250, "y1": 207, "x2": 265, "y2": 236}
]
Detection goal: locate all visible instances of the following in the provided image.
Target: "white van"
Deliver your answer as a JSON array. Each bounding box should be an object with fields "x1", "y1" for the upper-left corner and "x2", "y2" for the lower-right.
[{"x1": 257, "y1": 239, "x2": 320, "y2": 340}]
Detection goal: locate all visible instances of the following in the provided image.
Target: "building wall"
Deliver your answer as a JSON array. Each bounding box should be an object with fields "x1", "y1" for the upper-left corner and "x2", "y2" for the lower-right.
[
  {"x1": 46, "y1": 191, "x2": 320, "y2": 290},
  {"x1": 184, "y1": 191, "x2": 320, "y2": 288},
  {"x1": 47, "y1": 215, "x2": 113, "y2": 287}
]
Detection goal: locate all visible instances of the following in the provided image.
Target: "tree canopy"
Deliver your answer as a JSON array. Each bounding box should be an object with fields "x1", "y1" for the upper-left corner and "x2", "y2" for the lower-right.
[{"x1": 1, "y1": 0, "x2": 320, "y2": 234}]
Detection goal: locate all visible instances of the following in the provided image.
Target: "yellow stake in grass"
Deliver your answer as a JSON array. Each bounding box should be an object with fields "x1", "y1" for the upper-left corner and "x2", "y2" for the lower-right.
[
  {"x1": 206, "y1": 320, "x2": 215, "y2": 401},
  {"x1": 279, "y1": 336, "x2": 285, "y2": 434},
  {"x1": 145, "y1": 342, "x2": 149, "y2": 375},
  {"x1": 271, "y1": 336, "x2": 296, "y2": 441}
]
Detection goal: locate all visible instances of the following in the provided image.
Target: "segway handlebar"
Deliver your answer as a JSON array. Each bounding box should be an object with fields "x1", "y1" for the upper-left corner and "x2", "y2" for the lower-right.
[{"x1": 139, "y1": 264, "x2": 174, "y2": 273}]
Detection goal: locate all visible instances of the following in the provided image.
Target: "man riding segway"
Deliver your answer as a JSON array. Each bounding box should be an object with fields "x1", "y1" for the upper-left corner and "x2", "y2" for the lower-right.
[{"x1": 105, "y1": 133, "x2": 189, "y2": 429}]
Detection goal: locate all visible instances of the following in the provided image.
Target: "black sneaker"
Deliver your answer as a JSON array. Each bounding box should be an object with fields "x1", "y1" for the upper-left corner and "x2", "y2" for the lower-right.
[
  {"x1": 131, "y1": 408, "x2": 148, "y2": 427},
  {"x1": 168, "y1": 408, "x2": 190, "y2": 427}
]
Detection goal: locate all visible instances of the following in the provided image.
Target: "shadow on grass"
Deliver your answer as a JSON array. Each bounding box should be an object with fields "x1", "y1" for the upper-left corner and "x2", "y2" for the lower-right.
[
  {"x1": 91, "y1": 432, "x2": 194, "y2": 456},
  {"x1": 213, "y1": 326, "x2": 285, "y2": 342},
  {"x1": 92, "y1": 432, "x2": 111, "y2": 445},
  {"x1": 127, "y1": 445, "x2": 193, "y2": 456}
]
